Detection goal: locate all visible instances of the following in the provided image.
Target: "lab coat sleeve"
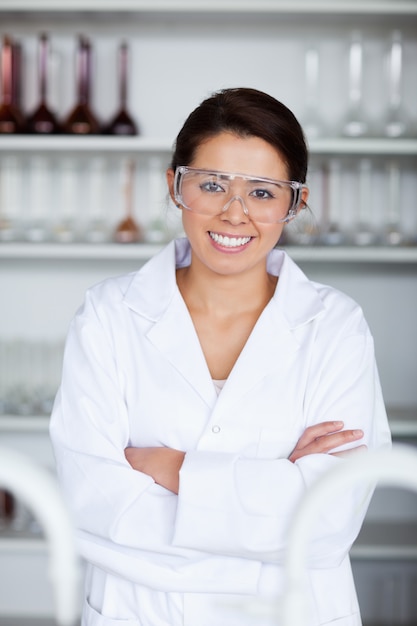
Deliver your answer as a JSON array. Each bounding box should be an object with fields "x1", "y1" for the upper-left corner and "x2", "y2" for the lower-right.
[
  {"x1": 49, "y1": 288, "x2": 261, "y2": 592},
  {"x1": 172, "y1": 318, "x2": 391, "y2": 568}
]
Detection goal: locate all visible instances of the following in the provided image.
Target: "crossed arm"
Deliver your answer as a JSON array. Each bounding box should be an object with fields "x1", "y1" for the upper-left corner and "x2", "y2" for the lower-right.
[{"x1": 124, "y1": 421, "x2": 366, "y2": 495}]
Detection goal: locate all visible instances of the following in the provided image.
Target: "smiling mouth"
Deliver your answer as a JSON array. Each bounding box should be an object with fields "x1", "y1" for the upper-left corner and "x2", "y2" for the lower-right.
[{"x1": 209, "y1": 232, "x2": 252, "y2": 248}]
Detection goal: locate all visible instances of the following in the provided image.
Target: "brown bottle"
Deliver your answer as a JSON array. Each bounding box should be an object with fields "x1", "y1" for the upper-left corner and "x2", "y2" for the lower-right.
[
  {"x1": 11, "y1": 40, "x2": 22, "y2": 112},
  {"x1": 26, "y1": 34, "x2": 61, "y2": 134},
  {"x1": 0, "y1": 489, "x2": 15, "y2": 526},
  {"x1": 114, "y1": 160, "x2": 143, "y2": 243},
  {"x1": 63, "y1": 36, "x2": 100, "y2": 134},
  {"x1": 0, "y1": 36, "x2": 25, "y2": 134},
  {"x1": 105, "y1": 42, "x2": 138, "y2": 136}
]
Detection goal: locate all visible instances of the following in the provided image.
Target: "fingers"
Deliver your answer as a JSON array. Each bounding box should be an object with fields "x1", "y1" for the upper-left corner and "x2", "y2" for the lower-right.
[
  {"x1": 289, "y1": 422, "x2": 365, "y2": 463},
  {"x1": 314, "y1": 428, "x2": 364, "y2": 454},
  {"x1": 295, "y1": 421, "x2": 344, "y2": 448}
]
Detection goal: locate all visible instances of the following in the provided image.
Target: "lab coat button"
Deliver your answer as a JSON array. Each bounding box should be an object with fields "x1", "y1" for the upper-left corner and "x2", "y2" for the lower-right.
[{"x1": 212, "y1": 425, "x2": 221, "y2": 434}]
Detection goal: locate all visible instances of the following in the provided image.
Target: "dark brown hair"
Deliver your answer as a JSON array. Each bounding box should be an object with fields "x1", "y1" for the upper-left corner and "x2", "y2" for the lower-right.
[{"x1": 170, "y1": 87, "x2": 308, "y2": 183}]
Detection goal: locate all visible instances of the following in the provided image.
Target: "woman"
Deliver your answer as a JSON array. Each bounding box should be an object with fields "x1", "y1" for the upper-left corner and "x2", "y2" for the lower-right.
[{"x1": 50, "y1": 88, "x2": 391, "y2": 626}]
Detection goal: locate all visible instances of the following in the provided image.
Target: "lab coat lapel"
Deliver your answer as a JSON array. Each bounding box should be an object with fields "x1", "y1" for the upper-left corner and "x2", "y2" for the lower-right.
[
  {"x1": 213, "y1": 250, "x2": 325, "y2": 409},
  {"x1": 214, "y1": 300, "x2": 298, "y2": 410},
  {"x1": 123, "y1": 240, "x2": 217, "y2": 408},
  {"x1": 146, "y1": 291, "x2": 217, "y2": 408}
]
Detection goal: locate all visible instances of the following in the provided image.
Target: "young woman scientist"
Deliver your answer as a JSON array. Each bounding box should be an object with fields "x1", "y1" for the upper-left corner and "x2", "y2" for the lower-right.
[{"x1": 50, "y1": 88, "x2": 391, "y2": 626}]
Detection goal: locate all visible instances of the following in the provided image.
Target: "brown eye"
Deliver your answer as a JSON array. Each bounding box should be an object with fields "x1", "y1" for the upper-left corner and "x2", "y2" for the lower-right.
[{"x1": 250, "y1": 188, "x2": 274, "y2": 200}]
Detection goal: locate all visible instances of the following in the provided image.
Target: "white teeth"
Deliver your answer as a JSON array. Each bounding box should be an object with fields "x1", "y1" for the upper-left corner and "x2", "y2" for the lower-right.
[{"x1": 209, "y1": 232, "x2": 251, "y2": 248}]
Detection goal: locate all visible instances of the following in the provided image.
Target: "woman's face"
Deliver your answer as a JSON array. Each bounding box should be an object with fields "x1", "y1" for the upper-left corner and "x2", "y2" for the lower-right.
[{"x1": 167, "y1": 131, "x2": 308, "y2": 279}]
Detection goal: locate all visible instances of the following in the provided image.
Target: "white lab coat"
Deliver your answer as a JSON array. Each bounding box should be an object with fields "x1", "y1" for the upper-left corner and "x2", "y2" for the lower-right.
[{"x1": 50, "y1": 238, "x2": 391, "y2": 626}]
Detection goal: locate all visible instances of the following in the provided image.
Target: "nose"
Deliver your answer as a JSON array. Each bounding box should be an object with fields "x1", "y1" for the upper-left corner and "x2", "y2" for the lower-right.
[{"x1": 221, "y1": 195, "x2": 249, "y2": 222}]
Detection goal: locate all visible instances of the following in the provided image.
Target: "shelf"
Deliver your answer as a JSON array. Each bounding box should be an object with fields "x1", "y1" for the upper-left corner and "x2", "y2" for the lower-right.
[
  {"x1": 308, "y1": 138, "x2": 417, "y2": 157},
  {"x1": 0, "y1": 615, "x2": 58, "y2": 626},
  {"x1": 351, "y1": 521, "x2": 417, "y2": 560},
  {"x1": 1, "y1": 0, "x2": 417, "y2": 15},
  {"x1": 0, "y1": 519, "x2": 415, "y2": 561},
  {"x1": 0, "y1": 534, "x2": 46, "y2": 553},
  {"x1": 0, "y1": 415, "x2": 50, "y2": 432},
  {"x1": 0, "y1": 406, "x2": 415, "y2": 436},
  {"x1": 0, "y1": 136, "x2": 173, "y2": 154},
  {"x1": 2, "y1": 243, "x2": 417, "y2": 264},
  {"x1": 285, "y1": 246, "x2": 417, "y2": 264},
  {"x1": 1, "y1": 136, "x2": 416, "y2": 156},
  {"x1": 388, "y1": 407, "x2": 417, "y2": 438},
  {"x1": 0, "y1": 242, "x2": 162, "y2": 261}
]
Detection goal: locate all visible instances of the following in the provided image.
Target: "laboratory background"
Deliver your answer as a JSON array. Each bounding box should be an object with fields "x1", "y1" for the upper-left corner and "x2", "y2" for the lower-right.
[{"x1": 0, "y1": 0, "x2": 417, "y2": 624}]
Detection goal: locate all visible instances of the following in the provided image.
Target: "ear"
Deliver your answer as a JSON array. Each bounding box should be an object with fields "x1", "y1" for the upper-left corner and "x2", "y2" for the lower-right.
[
  {"x1": 285, "y1": 185, "x2": 310, "y2": 223},
  {"x1": 300, "y1": 185, "x2": 309, "y2": 210},
  {"x1": 166, "y1": 168, "x2": 177, "y2": 205}
]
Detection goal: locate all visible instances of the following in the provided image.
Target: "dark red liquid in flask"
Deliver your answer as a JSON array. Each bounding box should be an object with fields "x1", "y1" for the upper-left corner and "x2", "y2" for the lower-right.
[
  {"x1": 105, "y1": 42, "x2": 138, "y2": 136},
  {"x1": 26, "y1": 34, "x2": 61, "y2": 134},
  {"x1": 63, "y1": 36, "x2": 100, "y2": 134},
  {"x1": 0, "y1": 36, "x2": 25, "y2": 134}
]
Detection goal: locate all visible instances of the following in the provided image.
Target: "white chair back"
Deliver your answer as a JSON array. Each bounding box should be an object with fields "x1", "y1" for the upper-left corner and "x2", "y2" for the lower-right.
[
  {"x1": 282, "y1": 444, "x2": 417, "y2": 626},
  {"x1": 0, "y1": 446, "x2": 80, "y2": 626}
]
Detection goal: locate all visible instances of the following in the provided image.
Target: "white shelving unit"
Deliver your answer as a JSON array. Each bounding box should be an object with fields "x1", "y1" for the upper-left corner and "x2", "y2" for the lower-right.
[
  {"x1": 2, "y1": 406, "x2": 416, "y2": 437},
  {"x1": 1, "y1": 135, "x2": 417, "y2": 154},
  {"x1": 1, "y1": 0, "x2": 417, "y2": 622},
  {"x1": 1, "y1": 241, "x2": 417, "y2": 263},
  {"x1": 1, "y1": 0, "x2": 417, "y2": 13}
]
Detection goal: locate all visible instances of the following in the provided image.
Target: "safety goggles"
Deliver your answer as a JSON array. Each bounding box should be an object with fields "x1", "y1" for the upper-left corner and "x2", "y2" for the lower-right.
[{"x1": 173, "y1": 166, "x2": 305, "y2": 224}]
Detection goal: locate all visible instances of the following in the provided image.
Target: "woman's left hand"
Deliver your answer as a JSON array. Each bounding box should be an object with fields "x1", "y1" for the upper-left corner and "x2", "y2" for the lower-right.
[
  {"x1": 288, "y1": 421, "x2": 366, "y2": 463},
  {"x1": 124, "y1": 446, "x2": 185, "y2": 494}
]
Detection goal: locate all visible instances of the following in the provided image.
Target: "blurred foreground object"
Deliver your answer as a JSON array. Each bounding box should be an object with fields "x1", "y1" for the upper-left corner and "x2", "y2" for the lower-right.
[{"x1": 0, "y1": 446, "x2": 80, "y2": 626}]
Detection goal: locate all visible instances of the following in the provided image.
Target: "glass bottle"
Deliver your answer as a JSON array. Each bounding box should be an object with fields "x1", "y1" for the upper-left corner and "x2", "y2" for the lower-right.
[
  {"x1": 0, "y1": 490, "x2": 15, "y2": 528},
  {"x1": 52, "y1": 157, "x2": 78, "y2": 242},
  {"x1": 24, "y1": 155, "x2": 51, "y2": 242},
  {"x1": 11, "y1": 40, "x2": 22, "y2": 113},
  {"x1": 301, "y1": 45, "x2": 323, "y2": 139},
  {"x1": 351, "y1": 158, "x2": 377, "y2": 245},
  {"x1": 342, "y1": 31, "x2": 368, "y2": 137},
  {"x1": 0, "y1": 155, "x2": 22, "y2": 241},
  {"x1": 63, "y1": 36, "x2": 100, "y2": 134},
  {"x1": 84, "y1": 157, "x2": 110, "y2": 242},
  {"x1": 26, "y1": 33, "x2": 61, "y2": 134},
  {"x1": 384, "y1": 31, "x2": 408, "y2": 138},
  {"x1": 320, "y1": 159, "x2": 346, "y2": 245},
  {"x1": 382, "y1": 160, "x2": 404, "y2": 245},
  {"x1": 105, "y1": 42, "x2": 138, "y2": 135},
  {"x1": 114, "y1": 159, "x2": 143, "y2": 243},
  {"x1": 0, "y1": 36, "x2": 25, "y2": 134}
]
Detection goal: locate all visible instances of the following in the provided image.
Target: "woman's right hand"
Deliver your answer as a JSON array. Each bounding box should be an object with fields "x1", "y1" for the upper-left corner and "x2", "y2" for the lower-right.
[{"x1": 288, "y1": 421, "x2": 367, "y2": 463}]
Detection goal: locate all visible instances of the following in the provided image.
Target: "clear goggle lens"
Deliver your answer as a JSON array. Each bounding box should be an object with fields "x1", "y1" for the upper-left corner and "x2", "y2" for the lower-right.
[{"x1": 174, "y1": 166, "x2": 305, "y2": 224}]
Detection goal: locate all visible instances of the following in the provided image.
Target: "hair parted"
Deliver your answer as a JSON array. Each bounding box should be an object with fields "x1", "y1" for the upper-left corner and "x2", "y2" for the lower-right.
[{"x1": 170, "y1": 87, "x2": 308, "y2": 183}]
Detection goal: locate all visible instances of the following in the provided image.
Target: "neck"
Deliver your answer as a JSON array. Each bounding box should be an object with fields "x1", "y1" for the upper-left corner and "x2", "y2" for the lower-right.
[{"x1": 176, "y1": 254, "x2": 277, "y2": 317}]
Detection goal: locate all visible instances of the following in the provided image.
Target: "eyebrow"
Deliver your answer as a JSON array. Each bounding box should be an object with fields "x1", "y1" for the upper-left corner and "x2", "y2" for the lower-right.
[
  {"x1": 248, "y1": 177, "x2": 278, "y2": 185},
  {"x1": 209, "y1": 172, "x2": 280, "y2": 184},
  {"x1": 194, "y1": 169, "x2": 289, "y2": 187}
]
